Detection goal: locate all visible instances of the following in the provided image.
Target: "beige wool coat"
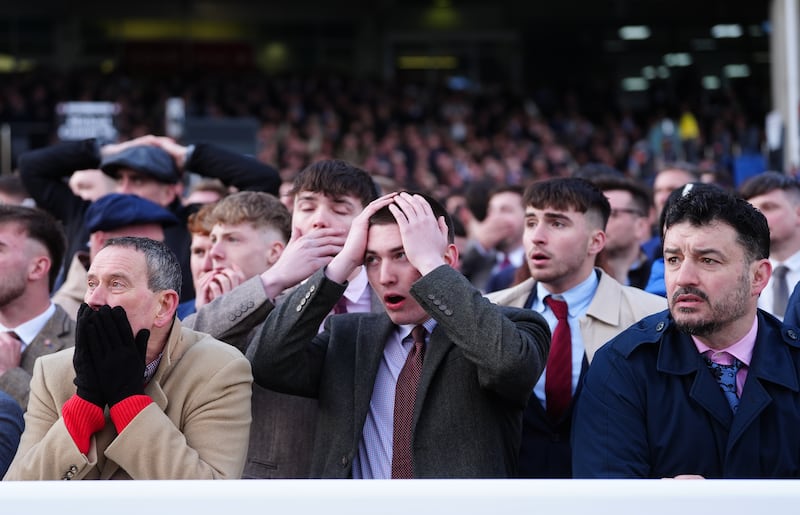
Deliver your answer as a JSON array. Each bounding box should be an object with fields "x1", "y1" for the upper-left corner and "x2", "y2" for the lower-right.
[{"x1": 4, "y1": 318, "x2": 252, "y2": 480}]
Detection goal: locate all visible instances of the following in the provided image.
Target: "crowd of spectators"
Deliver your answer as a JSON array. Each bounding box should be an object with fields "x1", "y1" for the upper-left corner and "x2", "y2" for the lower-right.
[
  {"x1": 1, "y1": 69, "x2": 768, "y2": 199},
  {"x1": 2, "y1": 66, "x2": 795, "y2": 481}
]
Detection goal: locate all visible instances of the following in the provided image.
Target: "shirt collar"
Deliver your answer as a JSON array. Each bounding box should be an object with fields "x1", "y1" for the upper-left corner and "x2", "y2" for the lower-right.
[
  {"x1": 397, "y1": 318, "x2": 437, "y2": 342},
  {"x1": 144, "y1": 352, "x2": 163, "y2": 385},
  {"x1": 343, "y1": 266, "x2": 370, "y2": 303},
  {"x1": 771, "y1": 249, "x2": 800, "y2": 270},
  {"x1": 692, "y1": 315, "x2": 757, "y2": 367},
  {"x1": 534, "y1": 269, "x2": 599, "y2": 317},
  {"x1": 0, "y1": 303, "x2": 56, "y2": 349}
]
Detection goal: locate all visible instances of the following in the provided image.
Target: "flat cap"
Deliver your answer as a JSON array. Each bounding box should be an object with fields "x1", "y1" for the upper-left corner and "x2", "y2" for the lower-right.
[
  {"x1": 85, "y1": 193, "x2": 179, "y2": 234},
  {"x1": 100, "y1": 145, "x2": 180, "y2": 184}
]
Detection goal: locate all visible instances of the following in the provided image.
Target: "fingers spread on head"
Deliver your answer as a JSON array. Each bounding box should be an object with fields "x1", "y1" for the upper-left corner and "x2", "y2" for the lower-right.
[{"x1": 388, "y1": 203, "x2": 406, "y2": 224}]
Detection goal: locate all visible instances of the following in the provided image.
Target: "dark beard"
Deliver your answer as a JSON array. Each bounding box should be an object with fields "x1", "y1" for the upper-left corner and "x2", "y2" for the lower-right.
[
  {"x1": 669, "y1": 271, "x2": 751, "y2": 338},
  {"x1": 673, "y1": 316, "x2": 722, "y2": 337}
]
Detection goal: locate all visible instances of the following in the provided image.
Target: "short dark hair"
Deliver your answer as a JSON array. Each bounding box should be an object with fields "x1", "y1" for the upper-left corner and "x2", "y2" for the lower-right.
[
  {"x1": 523, "y1": 178, "x2": 611, "y2": 230},
  {"x1": 664, "y1": 185, "x2": 769, "y2": 261},
  {"x1": 591, "y1": 175, "x2": 653, "y2": 216},
  {"x1": 0, "y1": 205, "x2": 65, "y2": 291},
  {"x1": 103, "y1": 237, "x2": 182, "y2": 294},
  {"x1": 738, "y1": 171, "x2": 800, "y2": 202},
  {"x1": 369, "y1": 192, "x2": 455, "y2": 243},
  {"x1": 291, "y1": 159, "x2": 379, "y2": 208}
]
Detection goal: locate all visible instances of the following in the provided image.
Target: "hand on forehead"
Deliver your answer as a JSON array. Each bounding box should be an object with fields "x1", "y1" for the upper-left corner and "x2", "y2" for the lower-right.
[{"x1": 389, "y1": 192, "x2": 434, "y2": 222}]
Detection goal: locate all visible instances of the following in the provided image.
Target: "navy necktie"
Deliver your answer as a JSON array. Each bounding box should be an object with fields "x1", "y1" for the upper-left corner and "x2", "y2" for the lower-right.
[{"x1": 704, "y1": 354, "x2": 742, "y2": 412}]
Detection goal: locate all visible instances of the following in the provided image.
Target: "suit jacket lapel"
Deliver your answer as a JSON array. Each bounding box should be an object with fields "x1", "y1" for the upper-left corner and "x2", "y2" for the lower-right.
[
  {"x1": 413, "y1": 324, "x2": 452, "y2": 427},
  {"x1": 352, "y1": 315, "x2": 395, "y2": 448},
  {"x1": 658, "y1": 329, "x2": 734, "y2": 426},
  {"x1": 23, "y1": 306, "x2": 72, "y2": 365}
]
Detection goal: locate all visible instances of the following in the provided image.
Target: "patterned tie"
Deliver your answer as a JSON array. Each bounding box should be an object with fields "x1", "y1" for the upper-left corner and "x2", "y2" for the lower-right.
[
  {"x1": 704, "y1": 352, "x2": 742, "y2": 412},
  {"x1": 772, "y1": 265, "x2": 789, "y2": 318},
  {"x1": 391, "y1": 325, "x2": 427, "y2": 479},
  {"x1": 544, "y1": 296, "x2": 572, "y2": 421}
]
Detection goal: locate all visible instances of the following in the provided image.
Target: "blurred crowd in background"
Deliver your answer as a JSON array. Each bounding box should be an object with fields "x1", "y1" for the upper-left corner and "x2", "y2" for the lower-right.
[{"x1": 0, "y1": 69, "x2": 771, "y2": 199}]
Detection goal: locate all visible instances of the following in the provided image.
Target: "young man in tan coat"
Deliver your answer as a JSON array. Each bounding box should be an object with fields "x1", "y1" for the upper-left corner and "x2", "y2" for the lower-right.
[{"x1": 487, "y1": 178, "x2": 666, "y2": 478}]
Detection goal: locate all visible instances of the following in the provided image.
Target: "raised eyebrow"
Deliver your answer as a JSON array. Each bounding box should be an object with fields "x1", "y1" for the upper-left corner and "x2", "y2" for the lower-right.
[
  {"x1": 664, "y1": 246, "x2": 724, "y2": 258},
  {"x1": 215, "y1": 229, "x2": 241, "y2": 238},
  {"x1": 534, "y1": 212, "x2": 573, "y2": 224},
  {"x1": 693, "y1": 248, "x2": 726, "y2": 258},
  {"x1": 87, "y1": 272, "x2": 131, "y2": 283}
]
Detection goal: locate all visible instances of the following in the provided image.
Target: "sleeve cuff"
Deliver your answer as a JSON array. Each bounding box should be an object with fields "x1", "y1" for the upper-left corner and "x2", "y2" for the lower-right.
[
  {"x1": 109, "y1": 395, "x2": 152, "y2": 433},
  {"x1": 62, "y1": 394, "x2": 106, "y2": 454}
]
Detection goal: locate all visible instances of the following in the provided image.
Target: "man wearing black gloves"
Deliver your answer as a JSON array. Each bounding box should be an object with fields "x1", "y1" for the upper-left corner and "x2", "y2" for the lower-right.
[
  {"x1": 4, "y1": 237, "x2": 252, "y2": 480},
  {"x1": 18, "y1": 134, "x2": 281, "y2": 303}
]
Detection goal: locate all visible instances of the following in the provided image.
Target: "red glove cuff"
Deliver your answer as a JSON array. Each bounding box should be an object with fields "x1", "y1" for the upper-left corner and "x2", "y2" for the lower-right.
[
  {"x1": 62, "y1": 394, "x2": 105, "y2": 454},
  {"x1": 109, "y1": 395, "x2": 152, "y2": 433}
]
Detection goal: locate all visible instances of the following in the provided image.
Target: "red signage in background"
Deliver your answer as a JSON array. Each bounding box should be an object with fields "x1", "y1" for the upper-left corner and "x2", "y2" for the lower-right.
[{"x1": 122, "y1": 41, "x2": 254, "y2": 72}]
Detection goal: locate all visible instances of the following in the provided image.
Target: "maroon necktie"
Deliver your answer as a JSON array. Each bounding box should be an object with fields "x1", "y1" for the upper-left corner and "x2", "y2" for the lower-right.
[
  {"x1": 333, "y1": 297, "x2": 348, "y2": 315},
  {"x1": 391, "y1": 325, "x2": 427, "y2": 479},
  {"x1": 544, "y1": 296, "x2": 572, "y2": 421}
]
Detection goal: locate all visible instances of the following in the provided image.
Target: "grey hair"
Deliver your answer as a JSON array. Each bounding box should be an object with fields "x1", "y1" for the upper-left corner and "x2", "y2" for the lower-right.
[{"x1": 102, "y1": 236, "x2": 182, "y2": 294}]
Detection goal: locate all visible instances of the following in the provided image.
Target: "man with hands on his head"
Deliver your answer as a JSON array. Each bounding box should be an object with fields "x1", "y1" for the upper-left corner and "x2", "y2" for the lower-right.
[
  {"x1": 5, "y1": 237, "x2": 252, "y2": 480},
  {"x1": 250, "y1": 192, "x2": 550, "y2": 478},
  {"x1": 181, "y1": 161, "x2": 380, "y2": 479}
]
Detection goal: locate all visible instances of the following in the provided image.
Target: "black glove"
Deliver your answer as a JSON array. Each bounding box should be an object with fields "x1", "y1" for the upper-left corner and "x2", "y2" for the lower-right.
[
  {"x1": 87, "y1": 305, "x2": 150, "y2": 407},
  {"x1": 72, "y1": 303, "x2": 105, "y2": 407}
]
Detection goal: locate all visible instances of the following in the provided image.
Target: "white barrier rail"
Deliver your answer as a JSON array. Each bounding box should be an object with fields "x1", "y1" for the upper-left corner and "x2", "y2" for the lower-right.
[{"x1": 1, "y1": 479, "x2": 798, "y2": 514}]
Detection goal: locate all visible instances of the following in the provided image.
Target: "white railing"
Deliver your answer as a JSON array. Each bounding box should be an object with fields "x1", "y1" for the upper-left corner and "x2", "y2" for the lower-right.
[{"x1": 1, "y1": 479, "x2": 798, "y2": 514}]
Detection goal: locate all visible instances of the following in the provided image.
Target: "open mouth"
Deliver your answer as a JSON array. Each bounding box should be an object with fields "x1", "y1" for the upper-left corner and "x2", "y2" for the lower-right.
[
  {"x1": 384, "y1": 294, "x2": 405, "y2": 309},
  {"x1": 529, "y1": 252, "x2": 550, "y2": 264}
]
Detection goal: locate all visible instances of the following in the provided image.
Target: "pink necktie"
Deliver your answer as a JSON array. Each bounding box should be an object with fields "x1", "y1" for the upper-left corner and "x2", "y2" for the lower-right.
[{"x1": 391, "y1": 325, "x2": 427, "y2": 479}]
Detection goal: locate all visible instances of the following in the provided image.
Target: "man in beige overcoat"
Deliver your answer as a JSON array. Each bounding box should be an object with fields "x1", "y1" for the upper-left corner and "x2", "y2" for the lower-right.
[{"x1": 5, "y1": 237, "x2": 252, "y2": 480}]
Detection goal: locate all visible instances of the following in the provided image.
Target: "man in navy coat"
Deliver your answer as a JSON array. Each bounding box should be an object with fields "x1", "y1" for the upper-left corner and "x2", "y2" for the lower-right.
[{"x1": 573, "y1": 185, "x2": 800, "y2": 478}]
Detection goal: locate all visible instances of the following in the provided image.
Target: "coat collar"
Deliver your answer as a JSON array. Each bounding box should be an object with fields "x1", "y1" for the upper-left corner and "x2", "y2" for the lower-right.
[
  {"x1": 352, "y1": 314, "x2": 396, "y2": 449},
  {"x1": 145, "y1": 318, "x2": 189, "y2": 410},
  {"x1": 656, "y1": 310, "x2": 800, "y2": 393},
  {"x1": 493, "y1": 269, "x2": 621, "y2": 326}
]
